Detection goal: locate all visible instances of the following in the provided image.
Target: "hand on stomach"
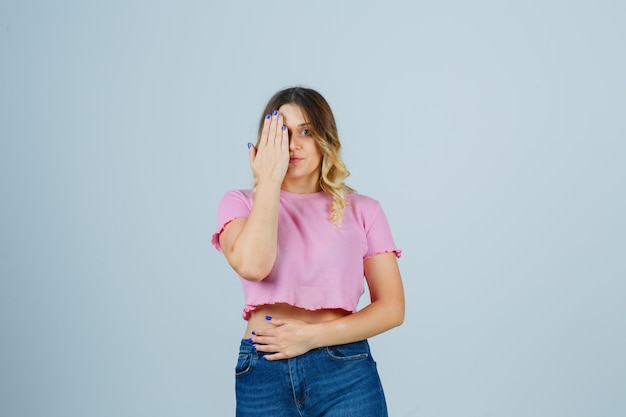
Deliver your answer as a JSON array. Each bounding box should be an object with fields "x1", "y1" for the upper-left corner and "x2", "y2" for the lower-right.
[{"x1": 244, "y1": 303, "x2": 351, "y2": 339}]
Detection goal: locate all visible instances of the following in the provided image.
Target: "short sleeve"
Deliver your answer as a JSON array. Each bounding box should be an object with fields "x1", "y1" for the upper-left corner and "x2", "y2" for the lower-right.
[
  {"x1": 364, "y1": 202, "x2": 402, "y2": 260},
  {"x1": 211, "y1": 190, "x2": 253, "y2": 252}
]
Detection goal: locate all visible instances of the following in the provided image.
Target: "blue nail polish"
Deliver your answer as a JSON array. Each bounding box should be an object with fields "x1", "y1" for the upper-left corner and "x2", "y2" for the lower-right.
[
  {"x1": 247, "y1": 142, "x2": 252, "y2": 149},
  {"x1": 272, "y1": 110, "x2": 278, "y2": 116},
  {"x1": 247, "y1": 338, "x2": 253, "y2": 343},
  {"x1": 282, "y1": 125, "x2": 287, "y2": 131},
  {"x1": 265, "y1": 315, "x2": 272, "y2": 320},
  {"x1": 262, "y1": 356, "x2": 267, "y2": 361},
  {"x1": 251, "y1": 331, "x2": 256, "y2": 335},
  {"x1": 266, "y1": 113, "x2": 271, "y2": 119},
  {"x1": 252, "y1": 345, "x2": 257, "y2": 351}
]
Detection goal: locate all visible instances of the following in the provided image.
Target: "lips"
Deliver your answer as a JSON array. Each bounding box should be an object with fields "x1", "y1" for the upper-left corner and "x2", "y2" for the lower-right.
[{"x1": 289, "y1": 157, "x2": 303, "y2": 164}]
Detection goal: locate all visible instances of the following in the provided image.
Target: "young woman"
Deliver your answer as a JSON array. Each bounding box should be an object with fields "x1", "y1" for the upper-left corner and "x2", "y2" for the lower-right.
[{"x1": 212, "y1": 87, "x2": 404, "y2": 416}]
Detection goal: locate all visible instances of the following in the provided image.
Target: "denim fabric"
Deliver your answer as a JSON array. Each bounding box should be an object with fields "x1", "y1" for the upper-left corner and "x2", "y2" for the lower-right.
[{"x1": 235, "y1": 338, "x2": 388, "y2": 417}]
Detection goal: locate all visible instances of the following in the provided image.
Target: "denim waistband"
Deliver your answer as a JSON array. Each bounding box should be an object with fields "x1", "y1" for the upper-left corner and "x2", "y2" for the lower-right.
[{"x1": 238, "y1": 338, "x2": 370, "y2": 357}]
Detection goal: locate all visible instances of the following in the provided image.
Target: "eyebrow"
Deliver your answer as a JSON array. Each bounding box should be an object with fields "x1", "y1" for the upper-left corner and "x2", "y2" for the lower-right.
[{"x1": 297, "y1": 122, "x2": 311, "y2": 127}]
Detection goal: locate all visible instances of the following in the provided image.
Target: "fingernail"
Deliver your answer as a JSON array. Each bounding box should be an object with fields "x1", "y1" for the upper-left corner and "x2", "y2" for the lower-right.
[
  {"x1": 247, "y1": 142, "x2": 252, "y2": 149},
  {"x1": 262, "y1": 356, "x2": 268, "y2": 361},
  {"x1": 251, "y1": 331, "x2": 256, "y2": 335},
  {"x1": 272, "y1": 110, "x2": 278, "y2": 116},
  {"x1": 252, "y1": 345, "x2": 257, "y2": 351},
  {"x1": 265, "y1": 315, "x2": 272, "y2": 320},
  {"x1": 282, "y1": 125, "x2": 287, "y2": 131},
  {"x1": 247, "y1": 338, "x2": 253, "y2": 343},
  {"x1": 265, "y1": 114, "x2": 271, "y2": 119}
]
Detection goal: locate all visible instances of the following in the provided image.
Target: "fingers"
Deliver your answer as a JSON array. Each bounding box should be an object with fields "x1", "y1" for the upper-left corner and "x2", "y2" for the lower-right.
[
  {"x1": 252, "y1": 342, "x2": 290, "y2": 361},
  {"x1": 248, "y1": 143, "x2": 256, "y2": 167},
  {"x1": 259, "y1": 110, "x2": 286, "y2": 149},
  {"x1": 250, "y1": 111, "x2": 289, "y2": 182},
  {"x1": 254, "y1": 343, "x2": 302, "y2": 361},
  {"x1": 263, "y1": 352, "x2": 286, "y2": 361},
  {"x1": 259, "y1": 113, "x2": 271, "y2": 147},
  {"x1": 249, "y1": 318, "x2": 313, "y2": 360},
  {"x1": 270, "y1": 110, "x2": 283, "y2": 147},
  {"x1": 265, "y1": 317, "x2": 284, "y2": 326},
  {"x1": 249, "y1": 319, "x2": 281, "y2": 352},
  {"x1": 281, "y1": 121, "x2": 289, "y2": 151}
]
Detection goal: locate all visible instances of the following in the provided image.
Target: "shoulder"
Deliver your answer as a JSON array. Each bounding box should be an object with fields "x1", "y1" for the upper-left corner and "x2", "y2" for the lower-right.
[
  {"x1": 221, "y1": 189, "x2": 253, "y2": 202},
  {"x1": 346, "y1": 192, "x2": 382, "y2": 211},
  {"x1": 223, "y1": 188, "x2": 253, "y2": 197},
  {"x1": 217, "y1": 189, "x2": 254, "y2": 212},
  {"x1": 344, "y1": 192, "x2": 385, "y2": 225}
]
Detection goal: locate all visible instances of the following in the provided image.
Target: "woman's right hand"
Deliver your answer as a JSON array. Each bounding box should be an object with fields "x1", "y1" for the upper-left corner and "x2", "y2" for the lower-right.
[
  {"x1": 221, "y1": 110, "x2": 287, "y2": 281},
  {"x1": 249, "y1": 110, "x2": 289, "y2": 185}
]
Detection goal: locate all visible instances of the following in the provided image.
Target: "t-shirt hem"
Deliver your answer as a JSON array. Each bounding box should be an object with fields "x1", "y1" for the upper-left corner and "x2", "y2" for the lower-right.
[
  {"x1": 212, "y1": 217, "x2": 246, "y2": 253},
  {"x1": 242, "y1": 302, "x2": 357, "y2": 321},
  {"x1": 364, "y1": 248, "x2": 402, "y2": 261}
]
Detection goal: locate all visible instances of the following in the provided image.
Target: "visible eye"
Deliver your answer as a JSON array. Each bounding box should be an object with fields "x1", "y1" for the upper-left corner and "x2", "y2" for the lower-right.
[{"x1": 300, "y1": 128, "x2": 311, "y2": 136}]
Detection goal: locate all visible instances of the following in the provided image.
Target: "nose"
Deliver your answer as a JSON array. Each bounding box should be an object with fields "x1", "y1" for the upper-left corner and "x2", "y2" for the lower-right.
[{"x1": 288, "y1": 134, "x2": 301, "y2": 150}]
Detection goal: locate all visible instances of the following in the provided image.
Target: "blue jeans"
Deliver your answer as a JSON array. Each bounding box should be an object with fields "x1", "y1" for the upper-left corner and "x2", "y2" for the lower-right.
[{"x1": 235, "y1": 338, "x2": 388, "y2": 417}]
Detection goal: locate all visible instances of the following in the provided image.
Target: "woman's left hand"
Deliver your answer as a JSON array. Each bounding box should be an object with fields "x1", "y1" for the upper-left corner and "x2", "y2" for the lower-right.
[{"x1": 250, "y1": 317, "x2": 316, "y2": 361}]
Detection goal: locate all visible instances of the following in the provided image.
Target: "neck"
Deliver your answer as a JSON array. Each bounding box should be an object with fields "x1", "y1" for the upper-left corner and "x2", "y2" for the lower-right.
[{"x1": 281, "y1": 177, "x2": 321, "y2": 194}]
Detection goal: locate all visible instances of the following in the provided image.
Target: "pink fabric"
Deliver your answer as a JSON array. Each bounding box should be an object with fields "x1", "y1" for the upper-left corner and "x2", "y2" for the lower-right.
[{"x1": 212, "y1": 189, "x2": 401, "y2": 320}]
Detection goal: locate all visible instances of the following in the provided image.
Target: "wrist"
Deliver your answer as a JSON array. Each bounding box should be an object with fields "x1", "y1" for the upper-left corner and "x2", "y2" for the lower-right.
[
  {"x1": 255, "y1": 179, "x2": 283, "y2": 191},
  {"x1": 308, "y1": 322, "x2": 327, "y2": 349}
]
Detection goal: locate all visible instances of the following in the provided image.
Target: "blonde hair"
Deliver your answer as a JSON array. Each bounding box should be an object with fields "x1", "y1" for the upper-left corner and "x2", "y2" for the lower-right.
[{"x1": 254, "y1": 87, "x2": 354, "y2": 223}]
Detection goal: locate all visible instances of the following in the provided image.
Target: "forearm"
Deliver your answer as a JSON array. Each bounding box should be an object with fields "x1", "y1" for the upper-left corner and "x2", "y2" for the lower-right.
[
  {"x1": 309, "y1": 299, "x2": 405, "y2": 348},
  {"x1": 227, "y1": 181, "x2": 282, "y2": 280}
]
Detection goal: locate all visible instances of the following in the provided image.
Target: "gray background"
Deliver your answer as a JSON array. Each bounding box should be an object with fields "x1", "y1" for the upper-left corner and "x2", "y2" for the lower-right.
[{"x1": 1, "y1": 1, "x2": 625, "y2": 416}]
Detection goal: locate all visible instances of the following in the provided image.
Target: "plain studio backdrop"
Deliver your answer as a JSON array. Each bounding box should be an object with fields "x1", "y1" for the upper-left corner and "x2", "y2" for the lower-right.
[{"x1": 1, "y1": 1, "x2": 624, "y2": 416}]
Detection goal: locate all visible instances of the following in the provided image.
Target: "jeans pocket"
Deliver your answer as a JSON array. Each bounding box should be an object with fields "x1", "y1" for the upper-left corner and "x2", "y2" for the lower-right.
[
  {"x1": 325, "y1": 343, "x2": 370, "y2": 362},
  {"x1": 235, "y1": 352, "x2": 254, "y2": 377}
]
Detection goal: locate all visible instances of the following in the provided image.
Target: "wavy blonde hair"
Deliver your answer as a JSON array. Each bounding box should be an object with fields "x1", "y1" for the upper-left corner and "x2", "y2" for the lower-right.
[{"x1": 254, "y1": 87, "x2": 354, "y2": 223}]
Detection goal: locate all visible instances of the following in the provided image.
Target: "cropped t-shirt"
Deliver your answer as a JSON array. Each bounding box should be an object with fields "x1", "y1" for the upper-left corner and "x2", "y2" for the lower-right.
[{"x1": 212, "y1": 189, "x2": 401, "y2": 320}]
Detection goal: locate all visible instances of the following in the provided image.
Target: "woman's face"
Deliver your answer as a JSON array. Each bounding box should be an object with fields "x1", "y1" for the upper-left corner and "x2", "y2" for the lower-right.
[{"x1": 278, "y1": 103, "x2": 323, "y2": 193}]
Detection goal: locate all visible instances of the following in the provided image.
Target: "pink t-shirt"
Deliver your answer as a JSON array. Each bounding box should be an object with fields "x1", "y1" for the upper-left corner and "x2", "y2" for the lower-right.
[{"x1": 212, "y1": 189, "x2": 401, "y2": 320}]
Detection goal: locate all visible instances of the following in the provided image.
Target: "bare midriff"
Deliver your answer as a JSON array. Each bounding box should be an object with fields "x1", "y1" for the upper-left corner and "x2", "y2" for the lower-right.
[{"x1": 244, "y1": 303, "x2": 352, "y2": 338}]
